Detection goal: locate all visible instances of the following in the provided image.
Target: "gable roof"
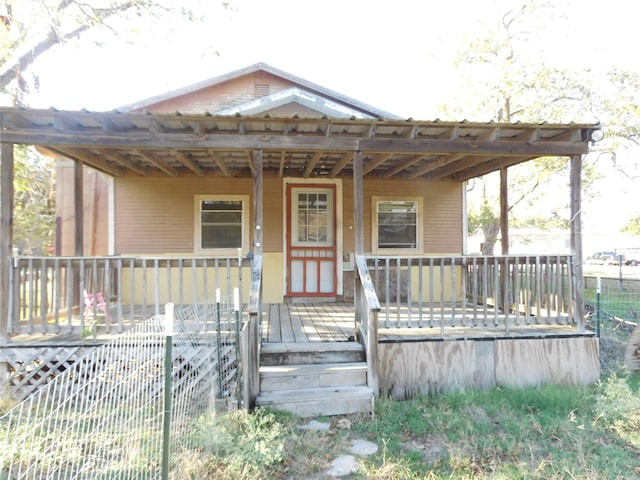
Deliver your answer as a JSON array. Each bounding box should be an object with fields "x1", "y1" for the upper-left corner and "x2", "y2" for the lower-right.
[{"x1": 121, "y1": 62, "x2": 403, "y2": 120}]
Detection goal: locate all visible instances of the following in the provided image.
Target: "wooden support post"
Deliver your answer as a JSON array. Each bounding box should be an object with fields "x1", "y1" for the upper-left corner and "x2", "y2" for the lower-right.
[
  {"x1": 252, "y1": 150, "x2": 263, "y2": 256},
  {"x1": 74, "y1": 161, "x2": 84, "y2": 256},
  {"x1": 570, "y1": 155, "x2": 585, "y2": 332},
  {"x1": 353, "y1": 151, "x2": 364, "y2": 256},
  {"x1": 500, "y1": 167, "x2": 509, "y2": 314},
  {"x1": 0, "y1": 142, "x2": 14, "y2": 344},
  {"x1": 500, "y1": 167, "x2": 509, "y2": 255}
]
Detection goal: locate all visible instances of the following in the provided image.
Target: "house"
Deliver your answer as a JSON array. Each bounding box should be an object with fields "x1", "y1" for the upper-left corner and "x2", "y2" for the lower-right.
[{"x1": 0, "y1": 63, "x2": 601, "y2": 415}]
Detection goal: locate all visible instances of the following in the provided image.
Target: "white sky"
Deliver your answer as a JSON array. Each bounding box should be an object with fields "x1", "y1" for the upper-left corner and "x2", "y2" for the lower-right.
[{"x1": 20, "y1": 0, "x2": 640, "y2": 236}]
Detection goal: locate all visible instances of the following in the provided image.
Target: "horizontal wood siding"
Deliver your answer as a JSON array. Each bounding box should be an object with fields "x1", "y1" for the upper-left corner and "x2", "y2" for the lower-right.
[
  {"x1": 114, "y1": 175, "x2": 283, "y2": 254},
  {"x1": 137, "y1": 72, "x2": 296, "y2": 114},
  {"x1": 352, "y1": 179, "x2": 462, "y2": 254}
]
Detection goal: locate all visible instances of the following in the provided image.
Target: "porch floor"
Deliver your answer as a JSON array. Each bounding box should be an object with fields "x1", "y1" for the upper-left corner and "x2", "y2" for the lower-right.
[{"x1": 262, "y1": 303, "x2": 593, "y2": 344}]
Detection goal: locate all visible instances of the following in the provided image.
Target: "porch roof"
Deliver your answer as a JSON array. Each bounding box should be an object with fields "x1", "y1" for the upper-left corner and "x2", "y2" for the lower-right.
[{"x1": 0, "y1": 107, "x2": 599, "y2": 181}]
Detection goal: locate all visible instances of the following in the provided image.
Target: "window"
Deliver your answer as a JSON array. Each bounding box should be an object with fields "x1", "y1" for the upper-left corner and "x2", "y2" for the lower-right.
[
  {"x1": 372, "y1": 197, "x2": 422, "y2": 254},
  {"x1": 195, "y1": 195, "x2": 249, "y2": 254}
]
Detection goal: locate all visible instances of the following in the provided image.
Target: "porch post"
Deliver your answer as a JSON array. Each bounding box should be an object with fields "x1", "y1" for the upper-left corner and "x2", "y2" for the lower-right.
[
  {"x1": 500, "y1": 167, "x2": 509, "y2": 255},
  {"x1": 252, "y1": 150, "x2": 263, "y2": 256},
  {"x1": 570, "y1": 154, "x2": 585, "y2": 332},
  {"x1": 0, "y1": 142, "x2": 14, "y2": 344},
  {"x1": 500, "y1": 167, "x2": 510, "y2": 314},
  {"x1": 353, "y1": 150, "x2": 364, "y2": 255},
  {"x1": 74, "y1": 161, "x2": 84, "y2": 256}
]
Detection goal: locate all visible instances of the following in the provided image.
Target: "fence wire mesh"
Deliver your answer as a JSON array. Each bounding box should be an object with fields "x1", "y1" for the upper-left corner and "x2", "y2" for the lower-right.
[
  {"x1": 584, "y1": 276, "x2": 640, "y2": 375},
  {"x1": 0, "y1": 291, "x2": 242, "y2": 479}
]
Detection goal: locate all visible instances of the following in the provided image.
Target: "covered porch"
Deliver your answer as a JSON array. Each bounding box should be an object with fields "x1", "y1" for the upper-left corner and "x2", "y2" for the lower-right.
[{"x1": 0, "y1": 107, "x2": 602, "y2": 412}]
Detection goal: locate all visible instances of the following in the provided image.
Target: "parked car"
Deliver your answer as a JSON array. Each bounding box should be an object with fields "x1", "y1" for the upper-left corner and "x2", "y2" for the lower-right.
[
  {"x1": 625, "y1": 257, "x2": 639, "y2": 266},
  {"x1": 586, "y1": 251, "x2": 623, "y2": 265}
]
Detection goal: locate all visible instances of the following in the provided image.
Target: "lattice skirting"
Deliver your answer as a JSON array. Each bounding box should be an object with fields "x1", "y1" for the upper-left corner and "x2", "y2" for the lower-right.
[{"x1": 0, "y1": 345, "x2": 100, "y2": 400}]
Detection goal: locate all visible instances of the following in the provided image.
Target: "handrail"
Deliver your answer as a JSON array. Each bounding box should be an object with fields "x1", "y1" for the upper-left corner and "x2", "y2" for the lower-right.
[
  {"x1": 242, "y1": 254, "x2": 262, "y2": 411},
  {"x1": 354, "y1": 254, "x2": 380, "y2": 396}
]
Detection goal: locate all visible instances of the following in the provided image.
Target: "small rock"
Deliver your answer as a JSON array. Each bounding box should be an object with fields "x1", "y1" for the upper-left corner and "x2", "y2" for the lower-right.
[
  {"x1": 350, "y1": 439, "x2": 378, "y2": 456},
  {"x1": 298, "y1": 420, "x2": 332, "y2": 431},
  {"x1": 325, "y1": 454, "x2": 359, "y2": 477}
]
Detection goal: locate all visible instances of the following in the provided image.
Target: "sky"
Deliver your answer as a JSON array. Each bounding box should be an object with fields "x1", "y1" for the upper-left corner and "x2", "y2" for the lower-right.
[{"x1": 17, "y1": 0, "x2": 640, "y2": 240}]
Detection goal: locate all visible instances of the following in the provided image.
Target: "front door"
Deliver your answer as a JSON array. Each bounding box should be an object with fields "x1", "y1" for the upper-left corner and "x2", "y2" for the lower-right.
[{"x1": 286, "y1": 184, "x2": 337, "y2": 297}]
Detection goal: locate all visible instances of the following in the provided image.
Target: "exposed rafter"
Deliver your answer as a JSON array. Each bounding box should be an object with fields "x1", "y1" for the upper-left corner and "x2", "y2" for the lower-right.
[
  {"x1": 331, "y1": 152, "x2": 353, "y2": 177},
  {"x1": 208, "y1": 149, "x2": 230, "y2": 177},
  {"x1": 363, "y1": 153, "x2": 393, "y2": 175},
  {"x1": 304, "y1": 151, "x2": 323, "y2": 177},
  {"x1": 175, "y1": 151, "x2": 204, "y2": 176},
  {"x1": 133, "y1": 149, "x2": 177, "y2": 176},
  {"x1": 0, "y1": 108, "x2": 598, "y2": 182},
  {"x1": 406, "y1": 153, "x2": 464, "y2": 180},
  {"x1": 98, "y1": 149, "x2": 148, "y2": 176},
  {"x1": 50, "y1": 147, "x2": 124, "y2": 177},
  {"x1": 382, "y1": 154, "x2": 426, "y2": 179}
]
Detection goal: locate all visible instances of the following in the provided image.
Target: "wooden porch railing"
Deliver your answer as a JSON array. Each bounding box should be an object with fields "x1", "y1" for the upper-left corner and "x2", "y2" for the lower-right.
[
  {"x1": 8, "y1": 255, "x2": 249, "y2": 335},
  {"x1": 354, "y1": 254, "x2": 380, "y2": 395},
  {"x1": 242, "y1": 254, "x2": 262, "y2": 411},
  {"x1": 366, "y1": 254, "x2": 576, "y2": 332}
]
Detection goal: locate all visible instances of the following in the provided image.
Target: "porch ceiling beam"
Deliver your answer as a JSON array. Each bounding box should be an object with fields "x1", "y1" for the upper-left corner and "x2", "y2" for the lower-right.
[
  {"x1": 450, "y1": 155, "x2": 538, "y2": 182},
  {"x1": 208, "y1": 150, "x2": 230, "y2": 177},
  {"x1": 363, "y1": 153, "x2": 393, "y2": 175},
  {"x1": 133, "y1": 149, "x2": 177, "y2": 176},
  {"x1": 49, "y1": 147, "x2": 125, "y2": 177},
  {"x1": 330, "y1": 152, "x2": 352, "y2": 177},
  {"x1": 97, "y1": 149, "x2": 149, "y2": 176},
  {"x1": 382, "y1": 154, "x2": 426, "y2": 179},
  {"x1": 360, "y1": 138, "x2": 589, "y2": 156},
  {"x1": 304, "y1": 151, "x2": 323, "y2": 177},
  {"x1": 0, "y1": 126, "x2": 589, "y2": 157},
  {"x1": 406, "y1": 153, "x2": 464, "y2": 180},
  {"x1": 175, "y1": 151, "x2": 204, "y2": 176},
  {"x1": 0, "y1": 131, "x2": 363, "y2": 151}
]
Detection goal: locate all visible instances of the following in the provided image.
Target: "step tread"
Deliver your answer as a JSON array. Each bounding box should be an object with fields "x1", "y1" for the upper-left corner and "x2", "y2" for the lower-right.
[
  {"x1": 261, "y1": 341, "x2": 363, "y2": 355},
  {"x1": 260, "y1": 362, "x2": 367, "y2": 376},
  {"x1": 256, "y1": 385, "x2": 373, "y2": 404}
]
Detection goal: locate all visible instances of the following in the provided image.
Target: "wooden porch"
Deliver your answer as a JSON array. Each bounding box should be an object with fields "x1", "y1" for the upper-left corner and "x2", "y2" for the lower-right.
[{"x1": 261, "y1": 302, "x2": 586, "y2": 344}]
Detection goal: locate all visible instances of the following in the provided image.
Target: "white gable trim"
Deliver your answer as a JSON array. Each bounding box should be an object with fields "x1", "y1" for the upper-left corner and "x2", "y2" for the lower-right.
[{"x1": 214, "y1": 87, "x2": 376, "y2": 119}]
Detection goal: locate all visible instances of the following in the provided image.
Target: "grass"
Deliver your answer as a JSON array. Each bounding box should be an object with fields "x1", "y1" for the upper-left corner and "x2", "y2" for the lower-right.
[
  {"x1": 192, "y1": 375, "x2": 640, "y2": 479},
  {"x1": 191, "y1": 318, "x2": 640, "y2": 480}
]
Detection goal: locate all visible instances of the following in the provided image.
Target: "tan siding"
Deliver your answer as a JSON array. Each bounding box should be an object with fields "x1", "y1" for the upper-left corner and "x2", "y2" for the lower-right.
[
  {"x1": 138, "y1": 73, "x2": 296, "y2": 114},
  {"x1": 360, "y1": 179, "x2": 463, "y2": 254},
  {"x1": 114, "y1": 176, "x2": 283, "y2": 254}
]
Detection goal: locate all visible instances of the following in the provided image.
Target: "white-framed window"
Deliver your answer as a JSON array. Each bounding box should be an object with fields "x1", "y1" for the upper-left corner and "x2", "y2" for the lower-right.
[
  {"x1": 194, "y1": 195, "x2": 250, "y2": 254},
  {"x1": 372, "y1": 196, "x2": 422, "y2": 254}
]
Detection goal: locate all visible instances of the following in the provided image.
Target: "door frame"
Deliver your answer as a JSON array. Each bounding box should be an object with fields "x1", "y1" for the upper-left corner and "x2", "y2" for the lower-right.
[{"x1": 283, "y1": 178, "x2": 343, "y2": 298}]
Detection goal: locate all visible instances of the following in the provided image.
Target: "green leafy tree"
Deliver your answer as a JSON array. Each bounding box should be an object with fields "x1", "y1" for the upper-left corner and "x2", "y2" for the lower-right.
[
  {"x1": 0, "y1": 0, "x2": 225, "y2": 253},
  {"x1": 441, "y1": 0, "x2": 611, "y2": 253},
  {"x1": 621, "y1": 214, "x2": 640, "y2": 235},
  {"x1": 13, "y1": 146, "x2": 55, "y2": 254}
]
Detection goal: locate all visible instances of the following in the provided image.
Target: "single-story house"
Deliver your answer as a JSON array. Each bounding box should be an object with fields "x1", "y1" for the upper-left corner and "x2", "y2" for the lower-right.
[{"x1": 0, "y1": 63, "x2": 601, "y2": 415}]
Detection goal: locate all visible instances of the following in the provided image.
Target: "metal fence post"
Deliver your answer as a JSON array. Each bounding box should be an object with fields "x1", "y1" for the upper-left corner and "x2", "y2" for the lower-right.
[{"x1": 162, "y1": 302, "x2": 174, "y2": 480}]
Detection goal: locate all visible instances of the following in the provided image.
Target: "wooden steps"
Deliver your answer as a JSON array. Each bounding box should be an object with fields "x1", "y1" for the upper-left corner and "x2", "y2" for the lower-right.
[{"x1": 256, "y1": 342, "x2": 373, "y2": 417}]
